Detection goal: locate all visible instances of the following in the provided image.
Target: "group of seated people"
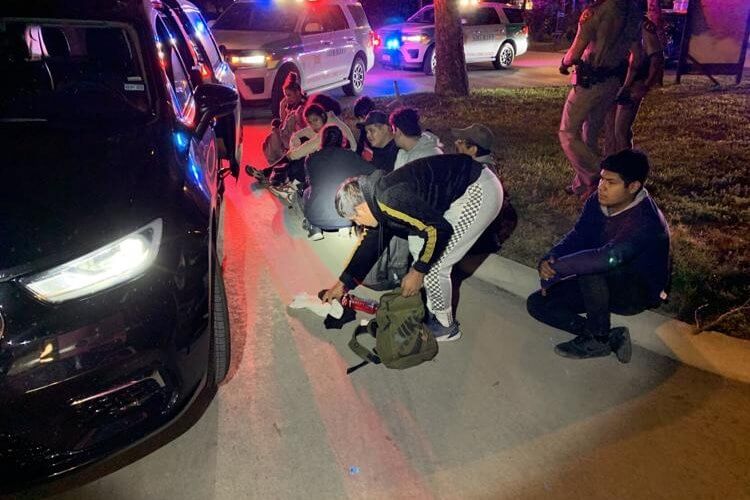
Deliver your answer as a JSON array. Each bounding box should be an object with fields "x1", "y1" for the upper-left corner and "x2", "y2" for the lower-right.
[{"x1": 247, "y1": 74, "x2": 672, "y2": 364}]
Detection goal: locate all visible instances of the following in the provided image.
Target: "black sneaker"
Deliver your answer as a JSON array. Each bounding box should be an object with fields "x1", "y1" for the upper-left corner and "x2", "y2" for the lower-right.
[
  {"x1": 609, "y1": 327, "x2": 632, "y2": 364},
  {"x1": 554, "y1": 335, "x2": 611, "y2": 359},
  {"x1": 245, "y1": 164, "x2": 268, "y2": 184}
]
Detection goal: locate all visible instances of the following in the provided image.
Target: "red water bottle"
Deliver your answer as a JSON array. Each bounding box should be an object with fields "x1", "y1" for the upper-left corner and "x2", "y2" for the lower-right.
[{"x1": 341, "y1": 294, "x2": 379, "y2": 315}]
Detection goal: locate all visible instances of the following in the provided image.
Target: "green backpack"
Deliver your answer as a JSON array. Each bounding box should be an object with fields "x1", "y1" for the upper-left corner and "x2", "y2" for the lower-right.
[{"x1": 347, "y1": 289, "x2": 438, "y2": 373}]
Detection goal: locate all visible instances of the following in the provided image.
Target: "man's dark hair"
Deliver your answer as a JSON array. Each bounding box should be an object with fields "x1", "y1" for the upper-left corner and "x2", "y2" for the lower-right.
[
  {"x1": 320, "y1": 124, "x2": 345, "y2": 149},
  {"x1": 389, "y1": 107, "x2": 421, "y2": 137},
  {"x1": 601, "y1": 149, "x2": 650, "y2": 186},
  {"x1": 303, "y1": 103, "x2": 327, "y2": 122},
  {"x1": 353, "y1": 96, "x2": 376, "y2": 119},
  {"x1": 308, "y1": 93, "x2": 342, "y2": 116}
]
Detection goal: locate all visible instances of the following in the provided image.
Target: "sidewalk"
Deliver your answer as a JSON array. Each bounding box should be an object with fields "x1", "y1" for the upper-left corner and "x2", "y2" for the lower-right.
[{"x1": 460, "y1": 253, "x2": 750, "y2": 383}]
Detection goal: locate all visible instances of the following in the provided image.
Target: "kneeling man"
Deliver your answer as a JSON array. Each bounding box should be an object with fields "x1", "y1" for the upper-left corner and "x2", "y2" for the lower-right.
[
  {"x1": 527, "y1": 149, "x2": 670, "y2": 362},
  {"x1": 322, "y1": 154, "x2": 503, "y2": 342}
]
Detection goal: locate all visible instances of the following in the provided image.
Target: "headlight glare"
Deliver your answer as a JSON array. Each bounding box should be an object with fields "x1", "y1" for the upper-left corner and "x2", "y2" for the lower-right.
[{"x1": 19, "y1": 219, "x2": 163, "y2": 303}]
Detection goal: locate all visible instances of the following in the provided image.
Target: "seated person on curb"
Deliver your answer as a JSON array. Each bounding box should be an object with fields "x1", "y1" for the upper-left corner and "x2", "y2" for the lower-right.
[
  {"x1": 526, "y1": 149, "x2": 670, "y2": 363},
  {"x1": 353, "y1": 95, "x2": 376, "y2": 157},
  {"x1": 322, "y1": 154, "x2": 504, "y2": 342},
  {"x1": 362, "y1": 110, "x2": 399, "y2": 173},
  {"x1": 262, "y1": 71, "x2": 307, "y2": 165},
  {"x1": 301, "y1": 125, "x2": 374, "y2": 240},
  {"x1": 390, "y1": 107, "x2": 443, "y2": 170}
]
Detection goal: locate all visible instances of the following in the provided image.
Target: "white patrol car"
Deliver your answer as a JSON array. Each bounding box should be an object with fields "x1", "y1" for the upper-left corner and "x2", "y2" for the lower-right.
[
  {"x1": 376, "y1": 1, "x2": 529, "y2": 75},
  {"x1": 211, "y1": 0, "x2": 375, "y2": 115}
]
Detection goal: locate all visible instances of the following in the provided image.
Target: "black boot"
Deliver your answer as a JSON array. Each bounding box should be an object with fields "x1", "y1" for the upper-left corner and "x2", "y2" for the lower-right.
[
  {"x1": 554, "y1": 334, "x2": 611, "y2": 359},
  {"x1": 609, "y1": 327, "x2": 632, "y2": 364}
]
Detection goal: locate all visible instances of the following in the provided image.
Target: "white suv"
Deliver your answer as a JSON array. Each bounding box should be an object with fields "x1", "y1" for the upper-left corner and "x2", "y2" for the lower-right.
[{"x1": 212, "y1": 0, "x2": 375, "y2": 115}]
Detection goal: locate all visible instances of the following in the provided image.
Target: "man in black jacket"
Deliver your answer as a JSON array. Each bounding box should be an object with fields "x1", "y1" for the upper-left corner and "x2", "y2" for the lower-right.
[
  {"x1": 322, "y1": 155, "x2": 503, "y2": 341},
  {"x1": 362, "y1": 110, "x2": 399, "y2": 172}
]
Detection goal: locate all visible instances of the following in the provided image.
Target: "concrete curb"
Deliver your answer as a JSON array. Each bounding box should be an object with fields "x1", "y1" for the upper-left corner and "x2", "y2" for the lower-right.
[{"x1": 463, "y1": 254, "x2": 750, "y2": 383}]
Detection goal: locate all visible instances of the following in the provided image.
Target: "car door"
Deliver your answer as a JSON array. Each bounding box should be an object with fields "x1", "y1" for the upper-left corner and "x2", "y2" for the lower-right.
[
  {"x1": 298, "y1": 7, "x2": 329, "y2": 90},
  {"x1": 465, "y1": 6, "x2": 504, "y2": 60},
  {"x1": 324, "y1": 4, "x2": 355, "y2": 83}
]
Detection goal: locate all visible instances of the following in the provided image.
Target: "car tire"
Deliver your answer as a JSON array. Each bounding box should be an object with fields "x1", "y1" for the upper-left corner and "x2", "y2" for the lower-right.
[
  {"x1": 208, "y1": 252, "x2": 231, "y2": 386},
  {"x1": 343, "y1": 55, "x2": 366, "y2": 96},
  {"x1": 423, "y1": 45, "x2": 436, "y2": 75},
  {"x1": 493, "y1": 42, "x2": 515, "y2": 70}
]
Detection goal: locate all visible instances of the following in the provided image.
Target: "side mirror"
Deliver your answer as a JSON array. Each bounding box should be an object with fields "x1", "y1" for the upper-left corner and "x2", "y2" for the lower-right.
[
  {"x1": 207, "y1": 20, "x2": 216, "y2": 29},
  {"x1": 194, "y1": 83, "x2": 238, "y2": 138}
]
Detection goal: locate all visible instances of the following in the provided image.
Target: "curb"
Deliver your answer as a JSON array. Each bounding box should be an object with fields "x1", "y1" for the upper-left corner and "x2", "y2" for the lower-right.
[{"x1": 462, "y1": 253, "x2": 750, "y2": 384}]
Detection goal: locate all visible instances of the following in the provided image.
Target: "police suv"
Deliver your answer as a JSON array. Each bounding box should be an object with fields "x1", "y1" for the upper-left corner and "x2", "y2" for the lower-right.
[
  {"x1": 376, "y1": 1, "x2": 528, "y2": 75},
  {"x1": 212, "y1": 0, "x2": 375, "y2": 114}
]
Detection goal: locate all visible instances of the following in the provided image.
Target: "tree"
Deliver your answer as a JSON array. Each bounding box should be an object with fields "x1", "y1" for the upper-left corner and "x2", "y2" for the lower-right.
[{"x1": 434, "y1": 0, "x2": 469, "y2": 96}]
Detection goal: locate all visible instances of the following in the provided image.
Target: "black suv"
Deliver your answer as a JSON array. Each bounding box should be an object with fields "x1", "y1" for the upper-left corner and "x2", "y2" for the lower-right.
[{"x1": 0, "y1": 0, "x2": 237, "y2": 491}]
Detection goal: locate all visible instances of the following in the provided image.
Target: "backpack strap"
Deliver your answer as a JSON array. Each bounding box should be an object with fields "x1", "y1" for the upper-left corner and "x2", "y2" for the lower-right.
[{"x1": 347, "y1": 323, "x2": 381, "y2": 375}]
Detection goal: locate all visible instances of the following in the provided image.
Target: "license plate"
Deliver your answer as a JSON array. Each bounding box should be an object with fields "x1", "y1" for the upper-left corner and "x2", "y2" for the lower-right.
[{"x1": 382, "y1": 54, "x2": 391, "y2": 62}]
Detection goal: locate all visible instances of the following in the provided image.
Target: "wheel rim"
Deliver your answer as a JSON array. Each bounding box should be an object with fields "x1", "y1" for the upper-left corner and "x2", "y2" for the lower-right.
[
  {"x1": 500, "y1": 46, "x2": 513, "y2": 66},
  {"x1": 353, "y1": 61, "x2": 365, "y2": 91},
  {"x1": 431, "y1": 51, "x2": 437, "y2": 73}
]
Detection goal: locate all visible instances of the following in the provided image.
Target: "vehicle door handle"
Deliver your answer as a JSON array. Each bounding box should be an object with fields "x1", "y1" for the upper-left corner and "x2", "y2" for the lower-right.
[
  {"x1": 321, "y1": 40, "x2": 333, "y2": 46},
  {"x1": 344, "y1": 36, "x2": 355, "y2": 42}
]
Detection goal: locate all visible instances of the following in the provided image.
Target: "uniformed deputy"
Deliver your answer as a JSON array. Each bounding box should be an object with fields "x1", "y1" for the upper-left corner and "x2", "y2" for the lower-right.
[
  {"x1": 604, "y1": 7, "x2": 665, "y2": 155},
  {"x1": 558, "y1": 0, "x2": 644, "y2": 199}
]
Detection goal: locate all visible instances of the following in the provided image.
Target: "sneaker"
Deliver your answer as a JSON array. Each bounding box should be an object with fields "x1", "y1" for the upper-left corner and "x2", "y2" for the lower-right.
[
  {"x1": 609, "y1": 327, "x2": 632, "y2": 364},
  {"x1": 245, "y1": 164, "x2": 268, "y2": 184},
  {"x1": 554, "y1": 335, "x2": 611, "y2": 359},
  {"x1": 424, "y1": 315, "x2": 462, "y2": 342},
  {"x1": 308, "y1": 227, "x2": 324, "y2": 241},
  {"x1": 267, "y1": 183, "x2": 297, "y2": 203}
]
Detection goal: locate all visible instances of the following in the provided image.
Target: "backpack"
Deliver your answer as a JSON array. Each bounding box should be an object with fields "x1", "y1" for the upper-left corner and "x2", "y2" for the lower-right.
[{"x1": 347, "y1": 289, "x2": 438, "y2": 373}]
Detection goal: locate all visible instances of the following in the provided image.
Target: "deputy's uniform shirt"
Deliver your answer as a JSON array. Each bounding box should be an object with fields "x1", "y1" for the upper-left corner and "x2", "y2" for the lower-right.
[{"x1": 564, "y1": 0, "x2": 643, "y2": 69}]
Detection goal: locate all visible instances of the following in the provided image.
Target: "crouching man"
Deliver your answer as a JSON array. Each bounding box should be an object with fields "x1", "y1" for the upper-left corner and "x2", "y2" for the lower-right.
[
  {"x1": 527, "y1": 149, "x2": 670, "y2": 363},
  {"x1": 322, "y1": 154, "x2": 503, "y2": 342}
]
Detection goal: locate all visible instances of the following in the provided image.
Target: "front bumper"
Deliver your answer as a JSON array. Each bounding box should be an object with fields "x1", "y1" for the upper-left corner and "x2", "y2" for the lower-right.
[
  {"x1": 232, "y1": 66, "x2": 278, "y2": 102},
  {"x1": 376, "y1": 42, "x2": 430, "y2": 69},
  {"x1": 0, "y1": 231, "x2": 212, "y2": 491}
]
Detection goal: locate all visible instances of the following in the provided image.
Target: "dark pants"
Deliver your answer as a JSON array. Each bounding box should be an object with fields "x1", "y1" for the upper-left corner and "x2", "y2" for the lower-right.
[{"x1": 526, "y1": 272, "x2": 655, "y2": 338}]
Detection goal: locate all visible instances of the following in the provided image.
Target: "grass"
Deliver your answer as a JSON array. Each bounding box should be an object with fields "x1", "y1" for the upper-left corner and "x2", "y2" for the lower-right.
[{"x1": 366, "y1": 76, "x2": 750, "y2": 337}]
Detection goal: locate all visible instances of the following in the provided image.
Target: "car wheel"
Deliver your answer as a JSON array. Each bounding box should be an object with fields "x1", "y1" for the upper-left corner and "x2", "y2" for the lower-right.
[
  {"x1": 208, "y1": 251, "x2": 230, "y2": 386},
  {"x1": 423, "y1": 45, "x2": 436, "y2": 75},
  {"x1": 493, "y1": 42, "x2": 515, "y2": 70},
  {"x1": 343, "y1": 55, "x2": 366, "y2": 96}
]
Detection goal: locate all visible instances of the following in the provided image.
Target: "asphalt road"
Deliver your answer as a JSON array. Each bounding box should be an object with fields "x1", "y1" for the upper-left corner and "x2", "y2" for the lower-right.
[{"x1": 16, "y1": 51, "x2": 750, "y2": 500}]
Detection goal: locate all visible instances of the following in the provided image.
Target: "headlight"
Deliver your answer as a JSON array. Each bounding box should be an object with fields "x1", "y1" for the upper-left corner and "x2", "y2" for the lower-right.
[
  {"x1": 228, "y1": 52, "x2": 270, "y2": 68},
  {"x1": 401, "y1": 34, "x2": 429, "y2": 44},
  {"x1": 19, "y1": 219, "x2": 163, "y2": 303}
]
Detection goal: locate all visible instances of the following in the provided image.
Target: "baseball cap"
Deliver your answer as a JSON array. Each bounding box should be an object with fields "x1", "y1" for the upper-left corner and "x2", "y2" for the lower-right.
[
  {"x1": 452, "y1": 124, "x2": 495, "y2": 151},
  {"x1": 363, "y1": 110, "x2": 389, "y2": 127}
]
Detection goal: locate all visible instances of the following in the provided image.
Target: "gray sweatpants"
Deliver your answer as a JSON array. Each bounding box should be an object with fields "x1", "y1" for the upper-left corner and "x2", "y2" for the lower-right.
[
  {"x1": 558, "y1": 77, "x2": 621, "y2": 193},
  {"x1": 408, "y1": 168, "x2": 503, "y2": 327}
]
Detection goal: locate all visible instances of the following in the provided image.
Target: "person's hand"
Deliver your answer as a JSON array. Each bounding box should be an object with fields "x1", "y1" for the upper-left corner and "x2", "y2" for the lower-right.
[
  {"x1": 615, "y1": 86, "x2": 633, "y2": 105},
  {"x1": 630, "y1": 85, "x2": 647, "y2": 102},
  {"x1": 322, "y1": 281, "x2": 346, "y2": 303},
  {"x1": 559, "y1": 57, "x2": 571, "y2": 75},
  {"x1": 400, "y1": 269, "x2": 425, "y2": 297},
  {"x1": 538, "y1": 257, "x2": 557, "y2": 281}
]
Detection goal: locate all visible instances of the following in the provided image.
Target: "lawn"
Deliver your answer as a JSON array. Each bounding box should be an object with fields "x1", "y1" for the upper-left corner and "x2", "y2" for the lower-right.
[{"x1": 368, "y1": 77, "x2": 750, "y2": 337}]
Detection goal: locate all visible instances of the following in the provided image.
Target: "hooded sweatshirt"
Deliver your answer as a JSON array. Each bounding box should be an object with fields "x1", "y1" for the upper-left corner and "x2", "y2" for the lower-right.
[
  {"x1": 542, "y1": 189, "x2": 671, "y2": 304},
  {"x1": 287, "y1": 112, "x2": 357, "y2": 160},
  {"x1": 393, "y1": 131, "x2": 443, "y2": 170}
]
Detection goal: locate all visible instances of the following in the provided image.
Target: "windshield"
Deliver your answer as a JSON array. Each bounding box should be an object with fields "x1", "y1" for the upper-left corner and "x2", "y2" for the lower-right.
[
  {"x1": 212, "y1": 2, "x2": 299, "y2": 32},
  {"x1": 407, "y1": 7, "x2": 434, "y2": 24},
  {"x1": 0, "y1": 20, "x2": 151, "y2": 123}
]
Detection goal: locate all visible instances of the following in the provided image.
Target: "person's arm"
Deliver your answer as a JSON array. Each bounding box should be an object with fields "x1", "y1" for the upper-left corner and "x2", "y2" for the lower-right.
[
  {"x1": 561, "y1": 8, "x2": 596, "y2": 69},
  {"x1": 376, "y1": 196, "x2": 453, "y2": 274},
  {"x1": 288, "y1": 132, "x2": 322, "y2": 160},
  {"x1": 339, "y1": 227, "x2": 392, "y2": 289},
  {"x1": 545, "y1": 196, "x2": 597, "y2": 261},
  {"x1": 642, "y1": 25, "x2": 665, "y2": 90}
]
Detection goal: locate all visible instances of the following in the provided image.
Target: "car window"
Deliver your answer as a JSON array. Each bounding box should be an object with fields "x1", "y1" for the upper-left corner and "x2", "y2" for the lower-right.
[
  {"x1": 346, "y1": 5, "x2": 370, "y2": 28},
  {"x1": 325, "y1": 6, "x2": 348, "y2": 31},
  {"x1": 466, "y1": 7, "x2": 501, "y2": 26},
  {"x1": 407, "y1": 6, "x2": 434, "y2": 24},
  {"x1": 185, "y1": 10, "x2": 222, "y2": 67},
  {"x1": 155, "y1": 16, "x2": 193, "y2": 115},
  {"x1": 0, "y1": 20, "x2": 151, "y2": 122},
  {"x1": 503, "y1": 8, "x2": 525, "y2": 24},
  {"x1": 160, "y1": 11, "x2": 198, "y2": 75},
  {"x1": 303, "y1": 6, "x2": 347, "y2": 33},
  {"x1": 213, "y1": 2, "x2": 299, "y2": 32}
]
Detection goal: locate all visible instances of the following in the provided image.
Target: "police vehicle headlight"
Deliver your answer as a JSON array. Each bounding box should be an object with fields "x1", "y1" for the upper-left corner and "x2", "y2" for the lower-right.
[
  {"x1": 19, "y1": 219, "x2": 163, "y2": 303},
  {"x1": 401, "y1": 34, "x2": 430, "y2": 44},
  {"x1": 229, "y1": 51, "x2": 272, "y2": 68}
]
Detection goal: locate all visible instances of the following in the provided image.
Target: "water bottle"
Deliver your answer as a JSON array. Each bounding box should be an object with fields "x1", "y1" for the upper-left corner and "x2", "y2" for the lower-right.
[{"x1": 340, "y1": 294, "x2": 379, "y2": 315}]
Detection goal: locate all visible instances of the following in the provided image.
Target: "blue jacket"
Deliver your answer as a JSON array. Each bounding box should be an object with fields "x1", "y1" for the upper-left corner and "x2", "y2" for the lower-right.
[{"x1": 543, "y1": 190, "x2": 671, "y2": 304}]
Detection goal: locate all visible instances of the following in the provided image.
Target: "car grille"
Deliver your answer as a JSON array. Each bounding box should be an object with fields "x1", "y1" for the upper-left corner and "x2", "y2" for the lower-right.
[{"x1": 243, "y1": 77, "x2": 265, "y2": 95}]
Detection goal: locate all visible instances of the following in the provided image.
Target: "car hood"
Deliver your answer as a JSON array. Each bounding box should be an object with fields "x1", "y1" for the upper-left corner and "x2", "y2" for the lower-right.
[
  {"x1": 0, "y1": 121, "x2": 169, "y2": 276},
  {"x1": 212, "y1": 30, "x2": 298, "y2": 51},
  {"x1": 379, "y1": 23, "x2": 435, "y2": 35}
]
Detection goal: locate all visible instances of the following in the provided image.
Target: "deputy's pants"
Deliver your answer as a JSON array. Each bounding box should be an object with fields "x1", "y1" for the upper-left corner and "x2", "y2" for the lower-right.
[
  {"x1": 408, "y1": 168, "x2": 503, "y2": 327},
  {"x1": 558, "y1": 77, "x2": 621, "y2": 194},
  {"x1": 604, "y1": 81, "x2": 647, "y2": 156}
]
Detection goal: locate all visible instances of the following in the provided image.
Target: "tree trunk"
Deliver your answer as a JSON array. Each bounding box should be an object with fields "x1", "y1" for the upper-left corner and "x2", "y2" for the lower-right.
[{"x1": 434, "y1": 0, "x2": 469, "y2": 96}]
